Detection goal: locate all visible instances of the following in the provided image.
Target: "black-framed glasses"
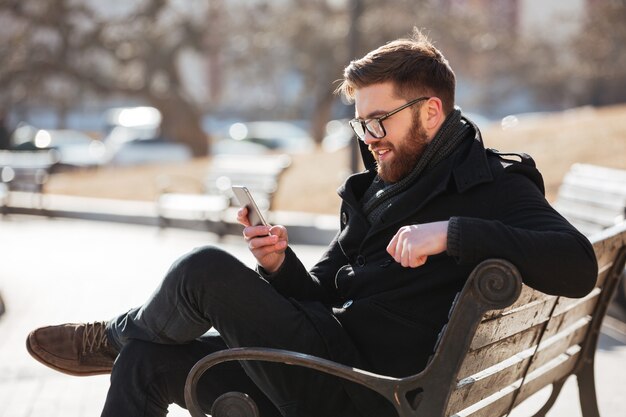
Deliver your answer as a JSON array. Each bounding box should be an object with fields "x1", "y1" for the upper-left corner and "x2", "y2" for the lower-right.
[{"x1": 349, "y1": 96, "x2": 430, "y2": 141}]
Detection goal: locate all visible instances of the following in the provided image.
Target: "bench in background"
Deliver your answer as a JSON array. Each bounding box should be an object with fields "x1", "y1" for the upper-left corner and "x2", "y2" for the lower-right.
[
  {"x1": 0, "y1": 150, "x2": 59, "y2": 211},
  {"x1": 553, "y1": 163, "x2": 626, "y2": 316},
  {"x1": 156, "y1": 154, "x2": 291, "y2": 235},
  {"x1": 184, "y1": 223, "x2": 626, "y2": 417},
  {"x1": 553, "y1": 163, "x2": 626, "y2": 237}
]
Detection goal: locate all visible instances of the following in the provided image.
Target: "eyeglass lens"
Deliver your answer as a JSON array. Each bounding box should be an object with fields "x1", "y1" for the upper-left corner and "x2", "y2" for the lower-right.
[{"x1": 350, "y1": 120, "x2": 384, "y2": 140}]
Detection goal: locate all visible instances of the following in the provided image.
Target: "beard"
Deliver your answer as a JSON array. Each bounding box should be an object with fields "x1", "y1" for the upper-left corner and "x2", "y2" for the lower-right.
[{"x1": 370, "y1": 118, "x2": 429, "y2": 183}]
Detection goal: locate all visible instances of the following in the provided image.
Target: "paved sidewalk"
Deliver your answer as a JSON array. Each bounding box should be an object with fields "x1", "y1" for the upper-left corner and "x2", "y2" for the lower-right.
[
  {"x1": 1, "y1": 215, "x2": 625, "y2": 416},
  {"x1": 0, "y1": 216, "x2": 329, "y2": 417}
]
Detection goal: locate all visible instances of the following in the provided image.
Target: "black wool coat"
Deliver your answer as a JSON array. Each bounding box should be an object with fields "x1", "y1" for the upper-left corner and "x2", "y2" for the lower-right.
[{"x1": 265, "y1": 125, "x2": 598, "y2": 387}]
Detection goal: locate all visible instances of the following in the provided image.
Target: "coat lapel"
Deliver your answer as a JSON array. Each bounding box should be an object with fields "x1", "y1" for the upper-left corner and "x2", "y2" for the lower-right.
[
  {"x1": 365, "y1": 155, "x2": 455, "y2": 237},
  {"x1": 365, "y1": 136, "x2": 494, "y2": 239},
  {"x1": 337, "y1": 130, "x2": 495, "y2": 250}
]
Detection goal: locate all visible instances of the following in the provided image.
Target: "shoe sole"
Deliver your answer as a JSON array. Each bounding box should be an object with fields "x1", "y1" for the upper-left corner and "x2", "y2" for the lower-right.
[{"x1": 25, "y1": 332, "x2": 112, "y2": 377}]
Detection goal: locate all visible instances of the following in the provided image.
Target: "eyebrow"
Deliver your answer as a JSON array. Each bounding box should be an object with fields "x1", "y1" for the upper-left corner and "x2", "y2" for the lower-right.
[{"x1": 356, "y1": 109, "x2": 388, "y2": 120}]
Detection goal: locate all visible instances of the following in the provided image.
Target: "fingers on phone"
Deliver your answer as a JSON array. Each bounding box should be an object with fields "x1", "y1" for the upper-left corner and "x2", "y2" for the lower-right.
[
  {"x1": 237, "y1": 207, "x2": 250, "y2": 226},
  {"x1": 243, "y1": 225, "x2": 271, "y2": 240},
  {"x1": 249, "y1": 234, "x2": 277, "y2": 248}
]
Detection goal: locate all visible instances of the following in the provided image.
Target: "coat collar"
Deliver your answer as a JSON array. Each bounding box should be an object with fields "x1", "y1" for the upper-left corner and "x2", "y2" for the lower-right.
[{"x1": 451, "y1": 124, "x2": 493, "y2": 193}]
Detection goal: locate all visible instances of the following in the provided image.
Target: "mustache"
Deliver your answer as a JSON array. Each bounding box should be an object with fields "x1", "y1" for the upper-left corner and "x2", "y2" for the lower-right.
[{"x1": 369, "y1": 141, "x2": 394, "y2": 152}]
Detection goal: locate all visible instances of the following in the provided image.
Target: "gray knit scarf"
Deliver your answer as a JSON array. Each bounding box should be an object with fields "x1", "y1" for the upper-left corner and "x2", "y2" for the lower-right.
[{"x1": 362, "y1": 108, "x2": 470, "y2": 224}]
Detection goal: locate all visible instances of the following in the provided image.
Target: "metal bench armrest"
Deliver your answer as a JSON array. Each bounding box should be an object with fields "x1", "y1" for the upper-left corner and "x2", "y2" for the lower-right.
[{"x1": 184, "y1": 347, "x2": 406, "y2": 417}]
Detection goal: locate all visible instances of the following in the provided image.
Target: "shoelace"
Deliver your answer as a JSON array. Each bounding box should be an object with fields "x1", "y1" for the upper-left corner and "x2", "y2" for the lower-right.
[{"x1": 81, "y1": 322, "x2": 110, "y2": 354}]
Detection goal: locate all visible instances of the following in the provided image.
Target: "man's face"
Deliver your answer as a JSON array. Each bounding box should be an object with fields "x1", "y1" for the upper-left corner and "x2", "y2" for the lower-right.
[{"x1": 354, "y1": 82, "x2": 429, "y2": 183}]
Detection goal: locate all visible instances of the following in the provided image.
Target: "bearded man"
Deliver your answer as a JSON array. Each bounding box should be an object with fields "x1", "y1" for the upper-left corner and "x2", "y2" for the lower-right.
[{"x1": 26, "y1": 28, "x2": 597, "y2": 417}]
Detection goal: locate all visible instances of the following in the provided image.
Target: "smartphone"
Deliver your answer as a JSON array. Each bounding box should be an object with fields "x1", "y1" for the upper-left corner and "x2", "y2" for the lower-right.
[{"x1": 232, "y1": 185, "x2": 269, "y2": 227}]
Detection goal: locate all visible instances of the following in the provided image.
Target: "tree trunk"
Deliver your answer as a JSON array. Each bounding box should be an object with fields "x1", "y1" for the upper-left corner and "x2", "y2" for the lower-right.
[
  {"x1": 151, "y1": 95, "x2": 209, "y2": 157},
  {"x1": 309, "y1": 87, "x2": 335, "y2": 145}
]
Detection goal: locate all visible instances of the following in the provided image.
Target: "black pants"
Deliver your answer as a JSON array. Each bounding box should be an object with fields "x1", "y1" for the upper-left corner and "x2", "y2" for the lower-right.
[{"x1": 102, "y1": 246, "x2": 362, "y2": 417}]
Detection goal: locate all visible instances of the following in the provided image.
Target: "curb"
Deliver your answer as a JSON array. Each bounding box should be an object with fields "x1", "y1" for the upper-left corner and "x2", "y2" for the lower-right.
[{"x1": 1, "y1": 192, "x2": 339, "y2": 246}]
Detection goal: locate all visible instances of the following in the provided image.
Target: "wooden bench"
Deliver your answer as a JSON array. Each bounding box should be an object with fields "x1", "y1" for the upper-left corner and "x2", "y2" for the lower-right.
[
  {"x1": 553, "y1": 163, "x2": 626, "y2": 237},
  {"x1": 0, "y1": 149, "x2": 59, "y2": 210},
  {"x1": 156, "y1": 154, "x2": 291, "y2": 234},
  {"x1": 553, "y1": 163, "x2": 626, "y2": 315},
  {"x1": 184, "y1": 222, "x2": 626, "y2": 417}
]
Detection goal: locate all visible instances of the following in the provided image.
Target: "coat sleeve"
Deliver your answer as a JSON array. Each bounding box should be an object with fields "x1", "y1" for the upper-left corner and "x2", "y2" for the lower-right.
[
  {"x1": 262, "y1": 232, "x2": 348, "y2": 303},
  {"x1": 447, "y1": 170, "x2": 598, "y2": 298}
]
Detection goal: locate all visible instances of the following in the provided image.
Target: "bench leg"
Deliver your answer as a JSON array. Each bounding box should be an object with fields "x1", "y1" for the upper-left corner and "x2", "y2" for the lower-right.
[
  {"x1": 576, "y1": 360, "x2": 601, "y2": 417},
  {"x1": 157, "y1": 215, "x2": 169, "y2": 229},
  {"x1": 213, "y1": 220, "x2": 229, "y2": 240},
  {"x1": 211, "y1": 392, "x2": 260, "y2": 417}
]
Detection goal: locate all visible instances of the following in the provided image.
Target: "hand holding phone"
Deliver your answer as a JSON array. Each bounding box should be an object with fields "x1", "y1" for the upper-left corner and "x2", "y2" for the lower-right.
[
  {"x1": 233, "y1": 185, "x2": 288, "y2": 273},
  {"x1": 232, "y1": 186, "x2": 268, "y2": 227}
]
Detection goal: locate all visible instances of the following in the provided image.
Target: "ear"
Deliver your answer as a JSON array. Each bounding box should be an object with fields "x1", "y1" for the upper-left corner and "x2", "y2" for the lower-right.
[{"x1": 422, "y1": 97, "x2": 445, "y2": 136}]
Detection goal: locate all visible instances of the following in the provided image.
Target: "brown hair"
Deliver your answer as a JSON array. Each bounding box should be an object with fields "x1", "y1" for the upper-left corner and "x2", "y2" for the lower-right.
[{"x1": 337, "y1": 28, "x2": 456, "y2": 115}]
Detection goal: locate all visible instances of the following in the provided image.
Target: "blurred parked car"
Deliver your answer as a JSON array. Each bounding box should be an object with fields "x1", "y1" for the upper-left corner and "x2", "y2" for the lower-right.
[
  {"x1": 214, "y1": 121, "x2": 315, "y2": 155},
  {"x1": 14, "y1": 128, "x2": 106, "y2": 169},
  {"x1": 102, "y1": 106, "x2": 191, "y2": 165},
  {"x1": 10, "y1": 123, "x2": 39, "y2": 148},
  {"x1": 108, "y1": 138, "x2": 192, "y2": 166}
]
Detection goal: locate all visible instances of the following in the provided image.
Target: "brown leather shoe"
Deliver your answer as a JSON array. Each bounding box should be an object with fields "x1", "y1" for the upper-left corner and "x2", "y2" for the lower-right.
[{"x1": 26, "y1": 321, "x2": 119, "y2": 376}]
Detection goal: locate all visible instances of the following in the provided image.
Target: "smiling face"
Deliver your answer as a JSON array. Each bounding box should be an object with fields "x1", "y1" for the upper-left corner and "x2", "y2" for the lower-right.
[{"x1": 354, "y1": 82, "x2": 430, "y2": 183}]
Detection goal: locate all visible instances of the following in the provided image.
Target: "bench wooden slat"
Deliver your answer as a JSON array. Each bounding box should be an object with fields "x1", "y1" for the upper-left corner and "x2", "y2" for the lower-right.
[
  {"x1": 482, "y1": 287, "x2": 552, "y2": 320},
  {"x1": 568, "y1": 163, "x2": 626, "y2": 182},
  {"x1": 457, "y1": 323, "x2": 543, "y2": 380},
  {"x1": 450, "y1": 348, "x2": 534, "y2": 410},
  {"x1": 513, "y1": 345, "x2": 581, "y2": 407},
  {"x1": 469, "y1": 297, "x2": 556, "y2": 350},
  {"x1": 561, "y1": 173, "x2": 626, "y2": 193},
  {"x1": 527, "y1": 317, "x2": 590, "y2": 375},
  {"x1": 447, "y1": 378, "x2": 519, "y2": 417},
  {"x1": 551, "y1": 287, "x2": 600, "y2": 317},
  {"x1": 157, "y1": 194, "x2": 230, "y2": 220},
  {"x1": 554, "y1": 201, "x2": 624, "y2": 229},
  {"x1": 557, "y1": 185, "x2": 626, "y2": 210},
  {"x1": 563, "y1": 163, "x2": 626, "y2": 185},
  {"x1": 594, "y1": 261, "x2": 614, "y2": 289},
  {"x1": 594, "y1": 247, "x2": 620, "y2": 272},
  {"x1": 564, "y1": 220, "x2": 605, "y2": 237}
]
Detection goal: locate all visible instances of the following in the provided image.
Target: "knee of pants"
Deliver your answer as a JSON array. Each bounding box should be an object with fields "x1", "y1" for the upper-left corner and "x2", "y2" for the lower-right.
[{"x1": 165, "y1": 245, "x2": 251, "y2": 294}]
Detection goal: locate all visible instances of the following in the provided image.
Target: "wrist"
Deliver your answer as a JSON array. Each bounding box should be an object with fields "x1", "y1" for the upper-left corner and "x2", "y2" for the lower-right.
[{"x1": 259, "y1": 253, "x2": 286, "y2": 276}]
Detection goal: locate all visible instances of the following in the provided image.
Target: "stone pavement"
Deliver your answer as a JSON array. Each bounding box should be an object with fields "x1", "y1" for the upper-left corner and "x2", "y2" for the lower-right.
[{"x1": 1, "y1": 215, "x2": 625, "y2": 417}]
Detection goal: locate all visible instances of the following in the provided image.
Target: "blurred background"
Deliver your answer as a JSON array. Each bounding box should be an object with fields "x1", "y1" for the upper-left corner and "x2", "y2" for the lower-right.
[
  {"x1": 1, "y1": 2, "x2": 626, "y2": 416},
  {"x1": 0, "y1": 1, "x2": 624, "y2": 210}
]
